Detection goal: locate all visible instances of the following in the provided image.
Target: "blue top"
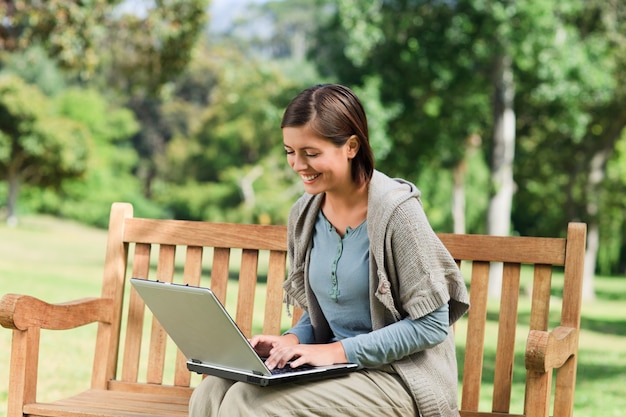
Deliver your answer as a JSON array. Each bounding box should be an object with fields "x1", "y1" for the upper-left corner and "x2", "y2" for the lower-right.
[{"x1": 287, "y1": 211, "x2": 449, "y2": 368}]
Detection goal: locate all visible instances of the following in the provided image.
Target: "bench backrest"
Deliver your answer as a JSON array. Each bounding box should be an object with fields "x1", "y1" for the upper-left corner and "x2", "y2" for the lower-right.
[
  {"x1": 440, "y1": 224, "x2": 585, "y2": 417},
  {"x1": 91, "y1": 202, "x2": 297, "y2": 394},
  {"x1": 94, "y1": 202, "x2": 585, "y2": 417}
]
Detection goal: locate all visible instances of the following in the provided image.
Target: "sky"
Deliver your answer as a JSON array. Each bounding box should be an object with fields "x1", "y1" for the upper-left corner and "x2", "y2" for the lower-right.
[
  {"x1": 113, "y1": 0, "x2": 268, "y2": 33},
  {"x1": 209, "y1": 0, "x2": 268, "y2": 33}
]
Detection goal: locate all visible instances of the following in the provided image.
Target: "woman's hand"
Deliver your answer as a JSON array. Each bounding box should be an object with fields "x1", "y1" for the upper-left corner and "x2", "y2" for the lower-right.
[
  {"x1": 263, "y1": 341, "x2": 348, "y2": 370},
  {"x1": 249, "y1": 333, "x2": 299, "y2": 358}
]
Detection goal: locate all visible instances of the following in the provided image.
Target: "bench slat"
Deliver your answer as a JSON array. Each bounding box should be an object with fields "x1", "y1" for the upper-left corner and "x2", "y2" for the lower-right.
[
  {"x1": 123, "y1": 218, "x2": 286, "y2": 251},
  {"x1": 440, "y1": 233, "x2": 566, "y2": 265},
  {"x1": 236, "y1": 249, "x2": 260, "y2": 338},
  {"x1": 461, "y1": 261, "x2": 490, "y2": 411},
  {"x1": 24, "y1": 390, "x2": 190, "y2": 417},
  {"x1": 529, "y1": 264, "x2": 553, "y2": 332},
  {"x1": 461, "y1": 412, "x2": 525, "y2": 417},
  {"x1": 210, "y1": 248, "x2": 230, "y2": 305},
  {"x1": 263, "y1": 250, "x2": 288, "y2": 335},
  {"x1": 146, "y1": 245, "x2": 176, "y2": 384},
  {"x1": 183, "y1": 246, "x2": 203, "y2": 286},
  {"x1": 121, "y1": 243, "x2": 151, "y2": 383},
  {"x1": 552, "y1": 222, "x2": 587, "y2": 417},
  {"x1": 492, "y1": 262, "x2": 521, "y2": 413},
  {"x1": 524, "y1": 263, "x2": 557, "y2": 416}
]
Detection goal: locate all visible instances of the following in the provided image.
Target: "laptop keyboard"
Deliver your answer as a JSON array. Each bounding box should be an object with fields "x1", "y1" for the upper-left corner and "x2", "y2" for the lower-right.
[{"x1": 269, "y1": 363, "x2": 315, "y2": 375}]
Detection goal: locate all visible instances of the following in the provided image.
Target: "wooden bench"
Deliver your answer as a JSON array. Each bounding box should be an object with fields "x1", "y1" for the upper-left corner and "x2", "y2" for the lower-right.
[{"x1": 0, "y1": 202, "x2": 586, "y2": 417}]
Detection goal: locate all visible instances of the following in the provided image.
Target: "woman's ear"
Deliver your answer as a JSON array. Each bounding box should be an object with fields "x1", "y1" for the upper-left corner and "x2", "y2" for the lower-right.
[{"x1": 347, "y1": 135, "x2": 360, "y2": 159}]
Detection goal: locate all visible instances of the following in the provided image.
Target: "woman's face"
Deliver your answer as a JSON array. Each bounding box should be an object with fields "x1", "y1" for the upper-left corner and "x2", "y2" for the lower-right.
[{"x1": 282, "y1": 124, "x2": 358, "y2": 196}]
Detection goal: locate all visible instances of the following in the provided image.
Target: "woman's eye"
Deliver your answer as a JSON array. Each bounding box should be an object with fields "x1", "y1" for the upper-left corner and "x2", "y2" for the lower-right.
[{"x1": 284, "y1": 149, "x2": 318, "y2": 157}]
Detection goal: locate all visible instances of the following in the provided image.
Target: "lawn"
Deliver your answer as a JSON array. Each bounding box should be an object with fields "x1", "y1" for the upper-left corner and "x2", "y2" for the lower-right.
[{"x1": 1, "y1": 215, "x2": 625, "y2": 416}]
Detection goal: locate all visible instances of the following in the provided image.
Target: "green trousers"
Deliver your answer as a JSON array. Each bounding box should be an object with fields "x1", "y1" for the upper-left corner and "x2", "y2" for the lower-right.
[{"x1": 189, "y1": 366, "x2": 417, "y2": 417}]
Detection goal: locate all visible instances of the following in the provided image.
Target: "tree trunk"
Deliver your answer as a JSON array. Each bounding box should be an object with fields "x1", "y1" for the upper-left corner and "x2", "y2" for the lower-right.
[
  {"x1": 583, "y1": 221, "x2": 599, "y2": 302},
  {"x1": 487, "y1": 54, "x2": 516, "y2": 299},
  {"x1": 452, "y1": 159, "x2": 466, "y2": 235},
  {"x1": 239, "y1": 165, "x2": 263, "y2": 208},
  {"x1": 452, "y1": 134, "x2": 481, "y2": 235},
  {"x1": 6, "y1": 170, "x2": 20, "y2": 227},
  {"x1": 582, "y1": 149, "x2": 611, "y2": 301}
]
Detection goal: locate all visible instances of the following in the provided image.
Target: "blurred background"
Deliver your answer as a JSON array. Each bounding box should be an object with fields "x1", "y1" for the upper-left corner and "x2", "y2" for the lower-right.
[
  {"x1": 2, "y1": 2, "x2": 626, "y2": 415},
  {"x1": 1, "y1": 0, "x2": 626, "y2": 302}
]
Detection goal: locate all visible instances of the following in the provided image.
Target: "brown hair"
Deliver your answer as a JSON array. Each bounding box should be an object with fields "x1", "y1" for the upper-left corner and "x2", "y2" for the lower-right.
[{"x1": 281, "y1": 84, "x2": 375, "y2": 186}]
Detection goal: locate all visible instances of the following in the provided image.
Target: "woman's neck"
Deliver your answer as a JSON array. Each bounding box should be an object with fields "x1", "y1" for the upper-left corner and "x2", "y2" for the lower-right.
[{"x1": 322, "y1": 183, "x2": 369, "y2": 236}]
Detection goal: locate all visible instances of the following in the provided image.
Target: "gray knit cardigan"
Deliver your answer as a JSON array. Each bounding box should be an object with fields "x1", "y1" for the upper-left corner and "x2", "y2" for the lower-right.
[{"x1": 283, "y1": 170, "x2": 470, "y2": 417}]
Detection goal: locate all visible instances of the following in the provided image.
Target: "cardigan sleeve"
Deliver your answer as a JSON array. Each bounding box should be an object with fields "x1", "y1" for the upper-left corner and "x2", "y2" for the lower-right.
[{"x1": 383, "y1": 198, "x2": 469, "y2": 324}]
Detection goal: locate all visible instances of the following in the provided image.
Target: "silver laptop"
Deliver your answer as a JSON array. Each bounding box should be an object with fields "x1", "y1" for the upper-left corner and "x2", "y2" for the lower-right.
[{"x1": 130, "y1": 278, "x2": 357, "y2": 386}]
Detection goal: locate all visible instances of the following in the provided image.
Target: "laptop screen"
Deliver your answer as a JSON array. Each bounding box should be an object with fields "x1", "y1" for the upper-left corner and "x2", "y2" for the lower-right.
[{"x1": 130, "y1": 278, "x2": 269, "y2": 375}]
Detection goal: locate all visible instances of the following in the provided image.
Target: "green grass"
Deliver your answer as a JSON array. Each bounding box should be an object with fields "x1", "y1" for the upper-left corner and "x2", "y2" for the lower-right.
[{"x1": 1, "y1": 215, "x2": 626, "y2": 416}]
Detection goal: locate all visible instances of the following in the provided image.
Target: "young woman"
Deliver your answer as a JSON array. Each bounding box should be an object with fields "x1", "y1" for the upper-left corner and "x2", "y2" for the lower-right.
[{"x1": 189, "y1": 84, "x2": 470, "y2": 417}]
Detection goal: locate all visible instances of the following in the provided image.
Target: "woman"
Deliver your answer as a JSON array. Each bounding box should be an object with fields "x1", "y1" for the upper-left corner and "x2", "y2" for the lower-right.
[{"x1": 189, "y1": 84, "x2": 470, "y2": 417}]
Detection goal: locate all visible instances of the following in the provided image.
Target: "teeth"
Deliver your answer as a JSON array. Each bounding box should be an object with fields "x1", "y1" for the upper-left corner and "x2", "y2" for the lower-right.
[{"x1": 302, "y1": 174, "x2": 320, "y2": 181}]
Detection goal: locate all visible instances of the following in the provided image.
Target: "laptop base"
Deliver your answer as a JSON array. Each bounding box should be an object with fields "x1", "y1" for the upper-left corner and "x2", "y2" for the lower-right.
[{"x1": 187, "y1": 361, "x2": 357, "y2": 387}]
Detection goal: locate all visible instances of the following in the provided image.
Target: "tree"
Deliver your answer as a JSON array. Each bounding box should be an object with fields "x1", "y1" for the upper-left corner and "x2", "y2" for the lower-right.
[
  {"x1": 161, "y1": 1, "x2": 401, "y2": 225},
  {"x1": 0, "y1": 0, "x2": 121, "y2": 76},
  {"x1": 154, "y1": 42, "x2": 308, "y2": 224},
  {"x1": 577, "y1": 0, "x2": 626, "y2": 295},
  {"x1": 231, "y1": 0, "x2": 329, "y2": 61},
  {"x1": 0, "y1": 74, "x2": 89, "y2": 224},
  {"x1": 513, "y1": 0, "x2": 626, "y2": 298},
  {"x1": 308, "y1": 0, "x2": 626, "y2": 298},
  {"x1": 94, "y1": 0, "x2": 210, "y2": 198},
  {"x1": 42, "y1": 87, "x2": 161, "y2": 227},
  {"x1": 1, "y1": 44, "x2": 67, "y2": 95},
  {"x1": 311, "y1": 0, "x2": 496, "y2": 234}
]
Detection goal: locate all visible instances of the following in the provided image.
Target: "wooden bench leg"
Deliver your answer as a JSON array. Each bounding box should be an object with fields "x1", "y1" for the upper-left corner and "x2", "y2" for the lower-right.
[
  {"x1": 525, "y1": 369, "x2": 552, "y2": 417},
  {"x1": 553, "y1": 356, "x2": 577, "y2": 417},
  {"x1": 8, "y1": 327, "x2": 40, "y2": 417}
]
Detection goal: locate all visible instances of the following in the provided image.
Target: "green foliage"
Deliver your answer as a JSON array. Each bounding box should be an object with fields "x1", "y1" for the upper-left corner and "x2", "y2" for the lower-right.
[
  {"x1": 314, "y1": 0, "x2": 493, "y2": 179},
  {"x1": 0, "y1": 74, "x2": 89, "y2": 186},
  {"x1": 155, "y1": 153, "x2": 299, "y2": 225},
  {"x1": 596, "y1": 132, "x2": 626, "y2": 274},
  {"x1": 189, "y1": 55, "x2": 287, "y2": 182},
  {"x1": 1, "y1": 0, "x2": 625, "y2": 272},
  {"x1": 512, "y1": 0, "x2": 626, "y2": 273},
  {"x1": 88, "y1": 0, "x2": 211, "y2": 199},
  {"x1": 312, "y1": 0, "x2": 626, "y2": 273},
  {"x1": 150, "y1": 0, "x2": 210, "y2": 88},
  {"x1": 56, "y1": 88, "x2": 140, "y2": 144},
  {"x1": 0, "y1": 73, "x2": 93, "y2": 223},
  {"x1": 154, "y1": 43, "x2": 314, "y2": 224},
  {"x1": 1, "y1": 45, "x2": 66, "y2": 96},
  {"x1": 5, "y1": 82, "x2": 164, "y2": 227},
  {"x1": 45, "y1": 87, "x2": 163, "y2": 226},
  {"x1": 102, "y1": 0, "x2": 209, "y2": 95},
  {"x1": 0, "y1": 0, "x2": 120, "y2": 76},
  {"x1": 352, "y1": 76, "x2": 400, "y2": 161}
]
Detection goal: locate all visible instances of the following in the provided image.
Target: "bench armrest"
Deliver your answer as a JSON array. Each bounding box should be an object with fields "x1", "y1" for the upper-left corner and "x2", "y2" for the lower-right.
[
  {"x1": 0, "y1": 293, "x2": 114, "y2": 331},
  {"x1": 525, "y1": 326, "x2": 579, "y2": 372}
]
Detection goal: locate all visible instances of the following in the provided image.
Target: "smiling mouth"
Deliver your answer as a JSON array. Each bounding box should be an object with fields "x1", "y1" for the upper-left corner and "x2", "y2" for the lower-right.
[{"x1": 301, "y1": 173, "x2": 321, "y2": 182}]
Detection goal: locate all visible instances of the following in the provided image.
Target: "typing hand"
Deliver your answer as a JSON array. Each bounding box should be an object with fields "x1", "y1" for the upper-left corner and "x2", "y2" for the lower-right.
[
  {"x1": 263, "y1": 341, "x2": 347, "y2": 371},
  {"x1": 249, "y1": 334, "x2": 299, "y2": 358}
]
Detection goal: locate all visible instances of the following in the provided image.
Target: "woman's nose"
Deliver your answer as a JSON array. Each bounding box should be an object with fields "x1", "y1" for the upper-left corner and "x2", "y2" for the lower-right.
[{"x1": 291, "y1": 154, "x2": 306, "y2": 171}]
